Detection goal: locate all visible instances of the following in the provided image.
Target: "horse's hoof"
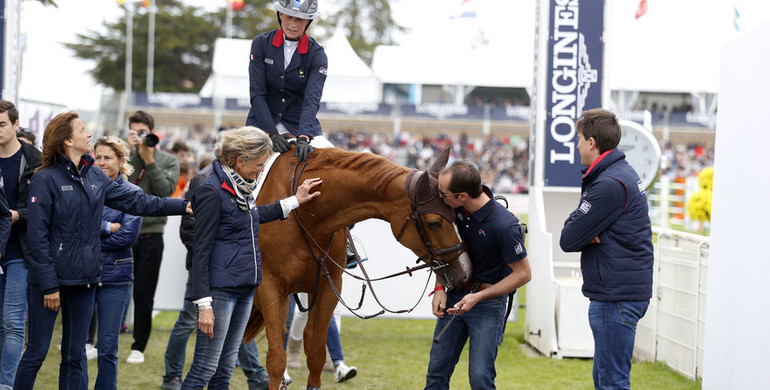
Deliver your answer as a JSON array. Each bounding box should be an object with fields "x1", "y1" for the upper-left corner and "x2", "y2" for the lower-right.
[{"x1": 307, "y1": 387, "x2": 321, "y2": 390}]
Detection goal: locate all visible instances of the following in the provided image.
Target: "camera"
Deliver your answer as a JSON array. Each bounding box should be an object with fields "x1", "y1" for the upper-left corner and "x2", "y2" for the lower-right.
[{"x1": 137, "y1": 130, "x2": 159, "y2": 147}]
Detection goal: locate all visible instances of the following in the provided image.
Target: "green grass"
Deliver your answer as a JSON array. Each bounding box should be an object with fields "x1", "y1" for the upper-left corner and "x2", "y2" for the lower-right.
[{"x1": 34, "y1": 290, "x2": 701, "y2": 389}]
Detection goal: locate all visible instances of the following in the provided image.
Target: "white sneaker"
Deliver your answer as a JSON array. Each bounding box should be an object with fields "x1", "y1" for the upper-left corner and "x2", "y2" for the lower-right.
[
  {"x1": 334, "y1": 362, "x2": 357, "y2": 383},
  {"x1": 126, "y1": 349, "x2": 145, "y2": 364},
  {"x1": 85, "y1": 343, "x2": 98, "y2": 360}
]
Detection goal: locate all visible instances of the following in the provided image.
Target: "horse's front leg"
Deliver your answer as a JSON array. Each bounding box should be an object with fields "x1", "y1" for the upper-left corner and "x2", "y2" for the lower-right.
[
  {"x1": 303, "y1": 283, "x2": 341, "y2": 388},
  {"x1": 259, "y1": 284, "x2": 290, "y2": 390}
]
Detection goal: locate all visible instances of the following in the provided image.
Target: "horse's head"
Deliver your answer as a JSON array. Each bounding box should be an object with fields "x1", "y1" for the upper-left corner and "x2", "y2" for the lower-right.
[{"x1": 395, "y1": 148, "x2": 472, "y2": 290}]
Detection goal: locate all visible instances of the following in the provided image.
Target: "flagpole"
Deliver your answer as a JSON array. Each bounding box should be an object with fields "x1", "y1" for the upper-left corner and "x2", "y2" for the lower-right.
[
  {"x1": 147, "y1": 0, "x2": 155, "y2": 94},
  {"x1": 226, "y1": 2, "x2": 233, "y2": 39},
  {"x1": 117, "y1": 2, "x2": 134, "y2": 134}
]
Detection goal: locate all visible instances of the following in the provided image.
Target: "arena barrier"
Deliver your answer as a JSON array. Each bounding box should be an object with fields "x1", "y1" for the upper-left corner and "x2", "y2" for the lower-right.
[{"x1": 634, "y1": 227, "x2": 709, "y2": 380}]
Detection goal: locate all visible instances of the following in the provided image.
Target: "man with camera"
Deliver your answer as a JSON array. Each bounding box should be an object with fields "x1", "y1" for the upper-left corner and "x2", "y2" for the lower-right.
[{"x1": 125, "y1": 110, "x2": 180, "y2": 364}]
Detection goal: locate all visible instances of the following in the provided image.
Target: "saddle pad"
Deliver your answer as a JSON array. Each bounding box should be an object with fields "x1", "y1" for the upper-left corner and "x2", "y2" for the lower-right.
[{"x1": 254, "y1": 136, "x2": 335, "y2": 199}]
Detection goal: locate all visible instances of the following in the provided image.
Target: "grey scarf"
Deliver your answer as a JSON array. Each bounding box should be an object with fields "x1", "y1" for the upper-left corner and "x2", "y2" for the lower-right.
[{"x1": 221, "y1": 163, "x2": 256, "y2": 211}]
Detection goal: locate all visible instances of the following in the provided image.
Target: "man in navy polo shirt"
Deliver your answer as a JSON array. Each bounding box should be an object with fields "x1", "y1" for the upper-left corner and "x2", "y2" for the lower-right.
[{"x1": 424, "y1": 161, "x2": 531, "y2": 390}]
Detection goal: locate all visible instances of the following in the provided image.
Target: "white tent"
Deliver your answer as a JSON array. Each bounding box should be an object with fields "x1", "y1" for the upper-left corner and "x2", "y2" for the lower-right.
[
  {"x1": 371, "y1": 0, "x2": 752, "y2": 94},
  {"x1": 200, "y1": 28, "x2": 381, "y2": 104}
]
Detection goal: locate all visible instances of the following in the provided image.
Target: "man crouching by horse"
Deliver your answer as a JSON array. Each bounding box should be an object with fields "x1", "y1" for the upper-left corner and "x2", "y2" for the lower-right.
[
  {"x1": 181, "y1": 127, "x2": 322, "y2": 389},
  {"x1": 425, "y1": 161, "x2": 532, "y2": 390}
]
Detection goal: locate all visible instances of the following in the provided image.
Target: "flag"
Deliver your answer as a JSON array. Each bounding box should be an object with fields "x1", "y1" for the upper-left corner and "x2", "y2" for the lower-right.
[
  {"x1": 451, "y1": 0, "x2": 477, "y2": 19},
  {"x1": 634, "y1": 0, "x2": 648, "y2": 20},
  {"x1": 733, "y1": 7, "x2": 740, "y2": 32},
  {"x1": 229, "y1": 0, "x2": 245, "y2": 11}
]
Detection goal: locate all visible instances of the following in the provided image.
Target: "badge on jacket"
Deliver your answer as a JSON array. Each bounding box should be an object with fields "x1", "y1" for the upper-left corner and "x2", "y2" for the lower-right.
[{"x1": 579, "y1": 200, "x2": 592, "y2": 214}]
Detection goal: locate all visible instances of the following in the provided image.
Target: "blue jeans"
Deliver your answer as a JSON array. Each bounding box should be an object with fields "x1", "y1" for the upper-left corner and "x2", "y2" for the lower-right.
[
  {"x1": 424, "y1": 290, "x2": 506, "y2": 390},
  {"x1": 165, "y1": 274, "x2": 266, "y2": 384},
  {"x1": 93, "y1": 282, "x2": 131, "y2": 390},
  {"x1": 238, "y1": 340, "x2": 268, "y2": 386},
  {"x1": 15, "y1": 284, "x2": 95, "y2": 390},
  {"x1": 181, "y1": 288, "x2": 253, "y2": 390},
  {"x1": 588, "y1": 300, "x2": 649, "y2": 390},
  {"x1": 164, "y1": 275, "x2": 198, "y2": 382},
  {"x1": 0, "y1": 260, "x2": 27, "y2": 389},
  {"x1": 327, "y1": 315, "x2": 344, "y2": 365}
]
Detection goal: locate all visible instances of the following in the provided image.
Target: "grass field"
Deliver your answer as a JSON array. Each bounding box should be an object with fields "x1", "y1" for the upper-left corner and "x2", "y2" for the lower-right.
[{"x1": 33, "y1": 288, "x2": 701, "y2": 389}]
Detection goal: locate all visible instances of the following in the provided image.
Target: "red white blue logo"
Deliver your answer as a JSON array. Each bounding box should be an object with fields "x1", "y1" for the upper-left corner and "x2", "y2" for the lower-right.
[{"x1": 30, "y1": 196, "x2": 37, "y2": 203}]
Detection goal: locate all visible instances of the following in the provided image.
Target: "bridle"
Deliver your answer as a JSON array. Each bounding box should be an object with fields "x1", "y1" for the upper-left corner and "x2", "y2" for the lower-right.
[
  {"x1": 394, "y1": 169, "x2": 467, "y2": 281},
  {"x1": 287, "y1": 162, "x2": 466, "y2": 319}
]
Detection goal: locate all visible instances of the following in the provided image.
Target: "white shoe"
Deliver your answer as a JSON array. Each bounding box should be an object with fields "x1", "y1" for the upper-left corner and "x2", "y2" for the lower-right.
[
  {"x1": 85, "y1": 343, "x2": 98, "y2": 360},
  {"x1": 334, "y1": 362, "x2": 357, "y2": 383},
  {"x1": 126, "y1": 349, "x2": 145, "y2": 364}
]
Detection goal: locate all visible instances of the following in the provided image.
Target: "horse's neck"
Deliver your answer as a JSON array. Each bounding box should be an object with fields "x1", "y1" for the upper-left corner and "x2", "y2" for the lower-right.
[{"x1": 304, "y1": 170, "x2": 409, "y2": 232}]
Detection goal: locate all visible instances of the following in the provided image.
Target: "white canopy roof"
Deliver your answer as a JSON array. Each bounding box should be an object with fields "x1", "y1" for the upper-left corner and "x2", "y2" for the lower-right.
[
  {"x1": 371, "y1": 0, "x2": 752, "y2": 94},
  {"x1": 201, "y1": 27, "x2": 381, "y2": 103}
]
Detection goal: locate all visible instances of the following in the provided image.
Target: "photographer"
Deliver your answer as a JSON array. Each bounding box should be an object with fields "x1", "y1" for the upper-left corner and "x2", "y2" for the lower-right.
[{"x1": 124, "y1": 110, "x2": 180, "y2": 364}]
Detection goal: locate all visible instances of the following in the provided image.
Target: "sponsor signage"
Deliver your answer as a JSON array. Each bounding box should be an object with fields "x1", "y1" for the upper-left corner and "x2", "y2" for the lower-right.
[
  {"x1": 543, "y1": 0, "x2": 604, "y2": 187},
  {"x1": 134, "y1": 93, "x2": 213, "y2": 109}
]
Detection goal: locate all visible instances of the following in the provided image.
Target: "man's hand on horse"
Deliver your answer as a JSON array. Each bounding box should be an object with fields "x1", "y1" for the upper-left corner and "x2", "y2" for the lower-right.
[
  {"x1": 294, "y1": 136, "x2": 315, "y2": 162},
  {"x1": 268, "y1": 130, "x2": 292, "y2": 153},
  {"x1": 297, "y1": 178, "x2": 323, "y2": 204},
  {"x1": 198, "y1": 309, "x2": 215, "y2": 339}
]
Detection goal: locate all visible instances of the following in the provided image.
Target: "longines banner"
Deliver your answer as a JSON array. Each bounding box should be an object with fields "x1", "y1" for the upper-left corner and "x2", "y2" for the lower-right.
[{"x1": 543, "y1": 0, "x2": 604, "y2": 187}]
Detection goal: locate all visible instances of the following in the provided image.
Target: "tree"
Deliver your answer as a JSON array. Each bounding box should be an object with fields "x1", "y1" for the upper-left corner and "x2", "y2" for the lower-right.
[
  {"x1": 65, "y1": 0, "x2": 404, "y2": 92},
  {"x1": 325, "y1": 0, "x2": 406, "y2": 64},
  {"x1": 64, "y1": 0, "x2": 220, "y2": 93},
  {"x1": 224, "y1": 0, "x2": 405, "y2": 64}
]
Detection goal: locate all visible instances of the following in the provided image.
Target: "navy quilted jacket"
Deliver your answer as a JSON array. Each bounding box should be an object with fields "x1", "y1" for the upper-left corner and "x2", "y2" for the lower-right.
[
  {"x1": 27, "y1": 154, "x2": 186, "y2": 293},
  {"x1": 560, "y1": 149, "x2": 654, "y2": 301}
]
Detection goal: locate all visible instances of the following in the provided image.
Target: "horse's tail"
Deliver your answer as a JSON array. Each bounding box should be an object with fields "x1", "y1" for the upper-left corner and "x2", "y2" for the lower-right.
[{"x1": 242, "y1": 300, "x2": 265, "y2": 342}]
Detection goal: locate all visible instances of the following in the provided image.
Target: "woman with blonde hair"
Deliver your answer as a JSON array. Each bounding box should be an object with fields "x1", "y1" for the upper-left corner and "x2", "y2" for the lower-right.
[
  {"x1": 89, "y1": 136, "x2": 143, "y2": 389},
  {"x1": 15, "y1": 112, "x2": 190, "y2": 390},
  {"x1": 181, "y1": 127, "x2": 322, "y2": 389}
]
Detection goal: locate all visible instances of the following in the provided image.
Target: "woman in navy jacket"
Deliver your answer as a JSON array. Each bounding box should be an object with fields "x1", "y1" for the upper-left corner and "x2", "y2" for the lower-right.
[
  {"x1": 15, "y1": 112, "x2": 190, "y2": 390},
  {"x1": 246, "y1": 0, "x2": 330, "y2": 162},
  {"x1": 181, "y1": 127, "x2": 321, "y2": 389},
  {"x1": 90, "y1": 136, "x2": 143, "y2": 390}
]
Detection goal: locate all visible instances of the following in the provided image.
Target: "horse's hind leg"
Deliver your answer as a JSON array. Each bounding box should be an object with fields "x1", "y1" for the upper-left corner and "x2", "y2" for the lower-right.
[{"x1": 258, "y1": 285, "x2": 291, "y2": 390}]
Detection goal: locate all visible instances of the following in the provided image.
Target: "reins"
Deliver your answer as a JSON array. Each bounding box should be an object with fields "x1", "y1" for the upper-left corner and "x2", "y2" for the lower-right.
[{"x1": 287, "y1": 161, "x2": 465, "y2": 318}]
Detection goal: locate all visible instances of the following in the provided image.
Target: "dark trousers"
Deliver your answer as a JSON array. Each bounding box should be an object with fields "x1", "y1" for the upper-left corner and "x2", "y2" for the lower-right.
[
  {"x1": 15, "y1": 285, "x2": 95, "y2": 390},
  {"x1": 131, "y1": 233, "x2": 164, "y2": 352}
]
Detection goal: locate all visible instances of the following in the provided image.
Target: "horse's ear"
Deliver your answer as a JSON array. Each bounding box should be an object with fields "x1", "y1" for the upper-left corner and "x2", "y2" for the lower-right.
[{"x1": 429, "y1": 147, "x2": 451, "y2": 178}]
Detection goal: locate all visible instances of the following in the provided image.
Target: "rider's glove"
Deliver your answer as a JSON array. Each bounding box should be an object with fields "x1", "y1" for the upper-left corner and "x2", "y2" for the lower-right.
[
  {"x1": 294, "y1": 136, "x2": 315, "y2": 162},
  {"x1": 268, "y1": 130, "x2": 291, "y2": 154}
]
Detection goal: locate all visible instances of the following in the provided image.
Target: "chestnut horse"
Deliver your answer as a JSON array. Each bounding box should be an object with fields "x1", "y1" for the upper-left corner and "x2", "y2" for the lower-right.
[{"x1": 244, "y1": 147, "x2": 471, "y2": 389}]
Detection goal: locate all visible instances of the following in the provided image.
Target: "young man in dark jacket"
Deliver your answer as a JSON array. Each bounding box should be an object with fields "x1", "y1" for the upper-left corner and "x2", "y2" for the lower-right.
[
  {"x1": 560, "y1": 108, "x2": 654, "y2": 390},
  {"x1": 0, "y1": 100, "x2": 40, "y2": 389}
]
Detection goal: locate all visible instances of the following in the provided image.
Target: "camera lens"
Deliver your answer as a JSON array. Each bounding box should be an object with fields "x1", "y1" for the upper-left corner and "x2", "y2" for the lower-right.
[{"x1": 144, "y1": 134, "x2": 160, "y2": 147}]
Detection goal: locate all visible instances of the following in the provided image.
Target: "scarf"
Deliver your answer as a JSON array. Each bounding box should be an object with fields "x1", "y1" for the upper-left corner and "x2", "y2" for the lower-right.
[{"x1": 221, "y1": 163, "x2": 256, "y2": 211}]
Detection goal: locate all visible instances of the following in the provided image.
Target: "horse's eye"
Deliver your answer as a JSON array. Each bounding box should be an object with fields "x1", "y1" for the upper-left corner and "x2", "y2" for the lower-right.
[{"x1": 426, "y1": 221, "x2": 442, "y2": 230}]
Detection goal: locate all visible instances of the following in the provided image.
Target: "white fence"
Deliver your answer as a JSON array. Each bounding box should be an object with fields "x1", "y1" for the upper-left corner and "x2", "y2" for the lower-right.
[{"x1": 634, "y1": 227, "x2": 709, "y2": 380}]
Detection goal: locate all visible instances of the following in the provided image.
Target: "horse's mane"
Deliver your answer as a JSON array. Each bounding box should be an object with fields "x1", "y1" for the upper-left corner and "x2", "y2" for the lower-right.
[{"x1": 309, "y1": 148, "x2": 409, "y2": 193}]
